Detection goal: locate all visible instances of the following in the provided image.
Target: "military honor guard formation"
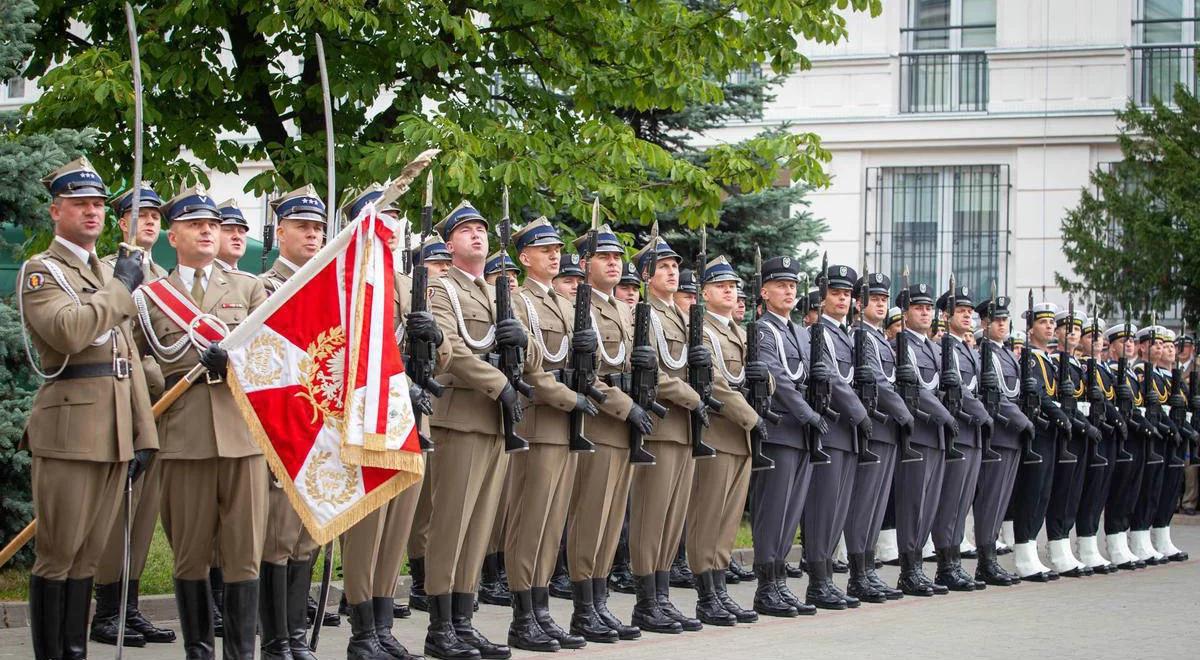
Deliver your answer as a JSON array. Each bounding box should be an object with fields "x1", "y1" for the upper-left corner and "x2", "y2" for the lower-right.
[{"x1": 8, "y1": 152, "x2": 1197, "y2": 660}]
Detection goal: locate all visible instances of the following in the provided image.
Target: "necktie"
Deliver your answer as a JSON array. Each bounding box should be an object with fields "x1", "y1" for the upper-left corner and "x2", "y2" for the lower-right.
[
  {"x1": 87, "y1": 254, "x2": 105, "y2": 282},
  {"x1": 190, "y1": 271, "x2": 205, "y2": 303},
  {"x1": 840, "y1": 323, "x2": 849, "y2": 335}
]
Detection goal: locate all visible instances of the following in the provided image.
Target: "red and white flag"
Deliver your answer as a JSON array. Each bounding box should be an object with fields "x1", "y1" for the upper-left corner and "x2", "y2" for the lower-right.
[{"x1": 222, "y1": 207, "x2": 423, "y2": 544}]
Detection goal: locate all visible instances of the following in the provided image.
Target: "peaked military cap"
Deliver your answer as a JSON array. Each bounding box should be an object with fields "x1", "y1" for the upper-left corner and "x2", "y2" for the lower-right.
[
  {"x1": 1081, "y1": 317, "x2": 1105, "y2": 336},
  {"x1": 885, "y1": 306, "x2": 903, "y2": 329},
  {"x1": 761, "y1": 255, "x2": 800, "y2": 284},
  {"x1": 1010, "y1": 330, "x2": 1027, "y2": 347},
  {"x1": 702, "y1": 256, "x2": 739, "y2": 285},
  {"x1": 271, "y1": 184, "x2": 327, "y2": 224},
  {"x1": 855, "y1": 271, "x2": 891, "y2": 297},
  {"x1": 736, "y1": 281, "x2": 746, "y2": 300},
  {"x1": 163, "y1": 184, "x2": 221, "y2": 223},
  {"x1": 1054, "y1": 310, "x2": 1084, "y2": 329},
  {"x1": 420, "y1": 234, "x2": 452, "y2": 262},
  {"x1": 899, "y1": 282, "x2": 935, "y2": 307},
  {"x1": 217, "y1": 199, "x2": 249, "y2": 228},
  {"x1": 573, "y1": 223, "x2": 623, "y2": 254},
  {"x1": 485, "y1": 251, "x2": 519, "y2": 276},
  {"x1": 1025, "y1": 301, "x2": 1058, "y2": 322},
  {"x1": 824, "y1": 264, "x2": 857, "y2": 291},
  {"x1": 513, "y1": 217, "x2": 564, "y2": 251},
  {"x1": 556, "y1": 253, "x2": 584, "y2": 279},
  {"x1": 42, "y1": 157, "x2": 107, "y2": 198},
  {"x1": 806, "y1": 287, "x2": 822, "y2": 311},
  {"x1": 936, "y1": 285, "x2": 975, "y2": 311},
  {"x1": 619, "y1": 261, "x2": 641, "y2": 286},
  {"x1": 110, "y1": 183, "x2": 163, "y2": 216},
  {"x1": 677, "y1": 269, "x2": 699, "y2": 293},
  {"x1": 633, "y1": 237, "x2": 681, "y2": 273},
  {"x1": 435, "y1": 200, "x2": 488, "y2": 237},
  {"x1": 975, "y1": 296, "x2": 1010, "y2": 319},
  {"x1": 1105, "y1": 323, "x2": 1137, "y2": 342},
  {"x1": 342, "y1": 183, "x2": 400, "y2": 220}
]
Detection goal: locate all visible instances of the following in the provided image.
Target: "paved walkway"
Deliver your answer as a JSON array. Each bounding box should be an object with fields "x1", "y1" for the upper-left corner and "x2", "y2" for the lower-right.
[{"x1": 3, "y1": 522, "x2": 1197, "y2": 659}]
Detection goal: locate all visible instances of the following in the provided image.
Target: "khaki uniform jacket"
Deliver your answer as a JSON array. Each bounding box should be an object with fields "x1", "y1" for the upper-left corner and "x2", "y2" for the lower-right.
[
  {"x1": 645, "y1": 296, "x2": 701, "y2": 445},
  {"x1": 21, "y1": 240, "x2": 158, "y2": 462},
  {"x1": 102, "y1": 253, "x2": 168, "y2": 398},
  {"x1": 513, "y1": 281, "x2": 580, "y2": 445},
  {"x1": 702, "y1": 313, "x2": 760, "y2": 456},
  {"x1": 136, "y1": 265, "x2": 267, "y2": 459},
  {"x1": 588, "y1": 292, "x2": 635, "y2": 449},
  {"x1": 428, "y1": 267, "x2": 542, "y2": 436},
  {"x1": 260, "y1": 258, "x2": 295, "y2": 296}
]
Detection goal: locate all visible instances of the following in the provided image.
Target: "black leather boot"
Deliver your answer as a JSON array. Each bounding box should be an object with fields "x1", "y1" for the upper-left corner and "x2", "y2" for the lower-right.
[
  {"x1": 63, "y1": 577, "x2": 92, "y2": 660},
  {"x1": 630, "y1": 574, "x2": 681, "y2": 634},
  {"x1": 530, "y1": 586, "x2": 584, "y2": 649},
  {"x1": 307, "y1": 593, "x2": 341, "y2": 627},
  {"x1": 547, "y1": 551, "x2": 571, "y2": 600},
  {"x1": 176, "y1": 579, "x2": 215, "y2": 660},
  {"x1": 477, "y1": 554, "x2": 510, "y2": 607},
  {"x1": 846, "y1": 553, "x2": 887, "y2": 604},
  {"x1": 374, "y1": 597, "x2": 422, "y2": 659},
  {"x1": 693, "y1": 570, "x2": 736, "y2": 627},
  {"x1": 934, "y1": 547, "x2": 975, "y2": 592},
  {"x1": 752, "y1": 563, "x2": 798, "y2": 617},
  {"x1": 209, "y1": 567, "x2": 225, "y2": 638},
  {"x1": 824, "y1": 560, "x2": 859, "y2": 608},
  {"x1": 126, "y1": 579, "x2": 175, "y2": 643},
  {"x1": 287, "y1": 559, "x2": 320, "y2": 660},
  {"x1": 668, "y1": 544, "x2": 694, "y2": 588},
  {"x1": 258, "y1": 563, "x2": 292, "y2": 660},
  {"x1": 785, "y1": 562, "x2": 805, "y2": 578},
  {"x1": 591, "y1": 577, "x2": 639, "y2": 640},
  {"x1": 346, "y1": 599, "x2": 387, "y2": 660},
  {"x1": 90, "y1": 581, "x2": 146, "y2": 647},
  {"x1": 897, "y1": 551, "x2": 934, "y2": 597},
  {"x1": 451, "y1": 592, "x2": 511, "y2": 659},
  {"x1": 409, "y1": 558, "x2": 429, "y2": 613},
  {"x1": 655, "y1": 570, "x2": 702, "y2": 631},
  {"x1": 773, "y1": 560, "x2": 815, "y2": 614},
  {"x1": 952, "y1": 547, "x2": 986, "y2": 589},
  {"x1": 222, "y1": 579, "x2": 258, "y2": 660},
  {"x1": 568, "y1": 580, "x2": 617, "y2": 643},
  {"x1": 712, "y1": 569, "x2": 757, "y2": 623},
  {"x1": 424, "y1": 594, "x2": 478, "y2": 660},
  {"x1": 495, "y1": 553, "x2": 514, "y2": 600},
  {"x1": 394, "y1": 600, "x2": 411, "y2": 619},
  {"x1": 974, "y1": 544, "x2": 1013, "y2": 587},
  {"x1": 507, "y1": 590, "x2": 559, "y2": 652},
  {"x1": 30, "y1": 576, "x2": 66, "y2": 660},
  {"x1": 608, "y1": 553, "x2": 636, "y2": 595},
  {"x1": 728, "y1": 556, "x2": 754, "y2": 582},
  {"x1": 805, "y1": 560, "x2": 844, "y2": 610},
  {"x1": 863, "y1": 551, "x2": 902, "y2": 600}
]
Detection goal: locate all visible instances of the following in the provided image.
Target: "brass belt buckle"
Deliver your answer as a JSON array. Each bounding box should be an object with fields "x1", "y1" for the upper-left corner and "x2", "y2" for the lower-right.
[{"x1": 113, "y1": 357, "x2": 132, "y2": 380}]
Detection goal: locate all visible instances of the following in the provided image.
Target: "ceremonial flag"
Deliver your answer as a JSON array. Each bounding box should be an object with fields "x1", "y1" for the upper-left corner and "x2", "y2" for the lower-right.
[{"x1": 222, "y1": 207, "x2": 423, "y2": 544}]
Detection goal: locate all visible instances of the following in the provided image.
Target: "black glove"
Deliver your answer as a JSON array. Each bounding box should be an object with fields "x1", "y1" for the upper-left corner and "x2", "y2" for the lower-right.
[
  {"x1": 1070, "y1": 411, "x2": 1088, "y2": 435},
  {"x1": 810, "y1": 357, "x2": 832, "y2": 383},
  {"x1": 980, "y1": 365, "x2": 999, "y2": 392},
  {"x1": 754, "y1": 418, "x2": 770, "y2": 439},
  {"x1": 856, "y1": 417, "x2": 873, "y2": 441},
  {"x1": 112, "y1": 250, "x2": 145, "y2": 292},
  {"x1": 631, "y1": 346, "x2": 656, "y2": 371},
  {"x1": 571, "y1": 329, "x2": 598, "y2": 355},
  {"x1": 200, "y1": 344, "x2": 228, "y2": 378},
  {"x1": 626, "y1": 404, "x2": 655, "y2": 434},
  {"x1": 856, "y1": 361, "x2": 876, "y2": 383},
  {"x1": 895, "y1": 362, "x2": 919, "y2": 384},
  {"x1": 409, "y1": 384, "x2": 434, "y2": 416},
  {"x1": 806, "y1": 413, "x2": 830, "y2": 436},
  {"x1": 941, "y1": 367, "x2": 961, "y2": 388},
  {"x1": 745, "y1": 360, "x2": 769, "y2": 383},
  {"x1": 574, "y1": 394, "x2": 598, "y2": 417},
  {"x1": 695, "y1": 402, "x2": 711, "y2": 428},
  {"x1": 1191, "y1": 394, "x2": 1200, "y2": 411},
  {"x1": 1085, "y1": 423, "x2": 1103, "y2": 443},
  {"x1": 898, "y1": 415, "x2": 915, "y2": 436},
  {"x1": 1169, "y1": 390, "x2": 1188, "y2": 410},
  {"x1": 943, "y1": 419, "x2": 960, "y2": 439},
  {"x1": 1049, "y1": 406, "x2": 1071, "y2": 431},
  {"x1": 1117, "y1": 382, "x2": 1135, "y2": 408},
  {"x1": 1089, "y1": 383, "x2": 1105, "y2": 404},
  {"x1": 406, "y1": 311, "x2": 443, "y2": 346},
  {"x1": 495, "y1": 318, "x2": 527, "y2": 349},
  {"x1": 127, "y1": 448, "x2": 155, "y2": 482},
  {"x1": 688, "y1": 345, "x2": 711, "y2": 369},
  {"x1": 1023, "y1": 377, "x2": 1040, "y2": 395},
  {"x1": 498, "y1": 383, "x2": 524, "y2": 423}
]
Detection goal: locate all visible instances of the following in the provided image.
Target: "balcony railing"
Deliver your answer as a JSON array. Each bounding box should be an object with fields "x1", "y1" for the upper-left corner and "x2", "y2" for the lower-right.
[
  {"x1": 899, "y1": 50, "x2": 989, "y2": 113},
  {"x1": 1131, "y1": 44, "x2": 1197, "y2": 106}
]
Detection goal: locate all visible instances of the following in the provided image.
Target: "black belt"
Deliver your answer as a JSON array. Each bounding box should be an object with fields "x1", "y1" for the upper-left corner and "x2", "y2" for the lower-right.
[
  {"x1": 47, "y1": 359, "x2": 131, "y2": 382},
  {"x1": 164, "y1": 370, "x2": 222, "y2": 391}
]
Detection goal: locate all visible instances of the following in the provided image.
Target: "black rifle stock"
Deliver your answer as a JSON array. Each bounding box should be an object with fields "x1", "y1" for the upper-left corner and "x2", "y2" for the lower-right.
[
  {"x1": 405, "y1": 172, "x2": 441, "y2": 452},
  {"x1": 1053, "y1": 296, "x2": 1079, "y2": 464},
  {"x1": 850, "y1": 272, "x2": 881, "y2": 465},
  {"x1": 743, "y1": 250, "x2": 776, "y2": 471},
  {"x1": 803, "y1": 253, "x2": 834, "y2": 466},
  {"x1": 893, "y1": 272, "x2": 927, "y2": 464},
  {"x1": 687, "y1": 230, "x2": 719, "y2": 459},
  {"x1": 565, "y1": 202, "x2": 606, "y2": 453},
  {"x1": 495, "y1": 188, "x2": 531, "y2": 453},
  {"x1": 1018, "y1": 290, "x2": 1047, "y2": 464},
  {"x1": 938, "y1": 276, "x2": 966, "y2": 462}
]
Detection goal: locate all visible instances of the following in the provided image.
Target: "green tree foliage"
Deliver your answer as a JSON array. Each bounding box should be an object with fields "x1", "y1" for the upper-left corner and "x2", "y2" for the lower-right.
[
  {"x1": 22, "y1": 0, "x2": 879, "y2": 229},
  {"x1": 0, "y1": 301, "x2": 35, "y2": 568},
  {"x1": 1058, "y1": 84, "x2": 1200, "y2": 325}
]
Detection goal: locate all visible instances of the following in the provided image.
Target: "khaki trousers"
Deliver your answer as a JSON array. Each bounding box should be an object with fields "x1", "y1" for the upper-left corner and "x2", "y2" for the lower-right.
[
  {"x1": 159, "y1": 456, "x2": 269, "y2": 582},
  {"x1": 407, "y1": 467, "x2": 434, "y2": 559},
  {"x1": 628, "y1": 442, "x2": 694, "y2": 575},
  {"x1": 685, "y1": 452, "x2": 750, "y2": 573},
  {"x1": 341, "y1": 477, "x2": 423, "y2": 603},
  {"x1": 504, "y1": 444, "x2": 576, "y2": 590},
  {"x1": 262, "y1": 483, "x2": 319, "y2": 565},
  {"x1": 31, "y1": 457, "x2": 125, "y2": 580},
  {"x1": 424, "y1": 430, "x2": 508, "y2": 595},
  {"x1": 95, "y1": 456, "x2": 163, "y2": 583},
  {"x1": 488, "y1": 464, "x2": 511, "y2": 554},
  {"x1": 567, "y1": 445, "x2": 633, "y2": 582}
]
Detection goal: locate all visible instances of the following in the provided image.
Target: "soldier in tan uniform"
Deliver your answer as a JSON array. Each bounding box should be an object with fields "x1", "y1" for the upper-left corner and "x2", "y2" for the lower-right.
[
  {"x1": 254, "y1": 185, "x2": 327, "y2": 660},
  {"x1": 21, "y1": 158, "x2": 158, "y2": 660},
  {"x1": 337, "y1": 185, "x2": 436, "y2": 660},
  {"x1": 423, "y1": 201, "x2": 541, "y2": 660},
  {"x1": 627, "y1": 237, "x2": 705, "y2": 634},
  {"x1": 564, "y1": 225, "x2": 650, "y2": 643},
  {"x1": 91, "y1": 184, "x2": 175, "y2": 648},
  {"x1": 502, "y1": 218, "x2": 599, "y2": 652},
  {"x1": 407, "y1": 235, "x2": 454, "y2": 614},
  {"x1": 614, "y1": 261, "x2": 640, "y2": 308},
  {"x1": 133, "y1": 185, "x2": 270, "y2": 660},
  {"x1": 686, "y1": 257, "x2": 768, "y2": 626},
  {"x1": 214, "y1": 200, "x2": 250, "y2": 272}
]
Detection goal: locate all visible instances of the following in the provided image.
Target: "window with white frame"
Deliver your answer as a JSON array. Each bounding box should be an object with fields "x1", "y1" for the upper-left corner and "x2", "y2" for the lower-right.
[
  {"x1": 1133, "y1": 0, "x2": 1200, "y2": 105},
  {"x1": 900, "y1": 0, "x2": 995, "y2": 113}
]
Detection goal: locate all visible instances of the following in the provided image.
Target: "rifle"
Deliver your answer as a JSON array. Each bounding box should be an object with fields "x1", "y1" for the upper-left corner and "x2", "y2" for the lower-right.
[
  {"x1": 405, "y1": 171, "x2": 441, "y2": 452},
  {"x1": 743, "y1": 248, "x2": 777, "y2": 471},
  {"x1": 565, "y1": 197, "x2": 607, "y2": 453},
  {"x1": 1018, "y1": 290, "x2": 1046, "y2": 464},
  {"x1": 937, "y1": 274, "x2": 966, "y2": 462},
  {"x1": 494, "y1": 186, "x2": 532, "y2": 453},
  {"x1": 850, "y1": 267, "x2": 882, "y2": 464},
  {"x1": 1083, "y1": 309, "x2": 1111, "y2": 467},
  {"x1": 893, "y1": 268, "x2": 926, "y2": 463},
  {"x1": 1112, "y1": 312, "x2": 1136, "y2": 462},
  {"x1": 628, "y1": 223, "x2": 668, "y2": 465},
  {"x1": 975, "y1": 281, "x2": 1003, "y2": 463},
  {"x1": 1167, "y1": 332, "x2": 1189, "y2": 467},
  {"x1": 1053, "y1": 295, "x2": 1079, "y2": 464},
  {"x1": 687, "y1": 227, "x2": 720, "y2": 459},
  {"x1": 400, "y1": 222, "x2": 411, "y2": 274},
  {"x1": 1135, "y1": 311, "x2": 1166, "y2": 465},
  {"x1": 803, "y1": 252, "x2": 834, "y2": 465}
]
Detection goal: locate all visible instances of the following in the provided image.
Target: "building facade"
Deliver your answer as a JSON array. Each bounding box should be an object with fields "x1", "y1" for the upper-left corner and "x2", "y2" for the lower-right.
[{"x1": 701, "y1": 0, "x2": 1190, "y2": 317}]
